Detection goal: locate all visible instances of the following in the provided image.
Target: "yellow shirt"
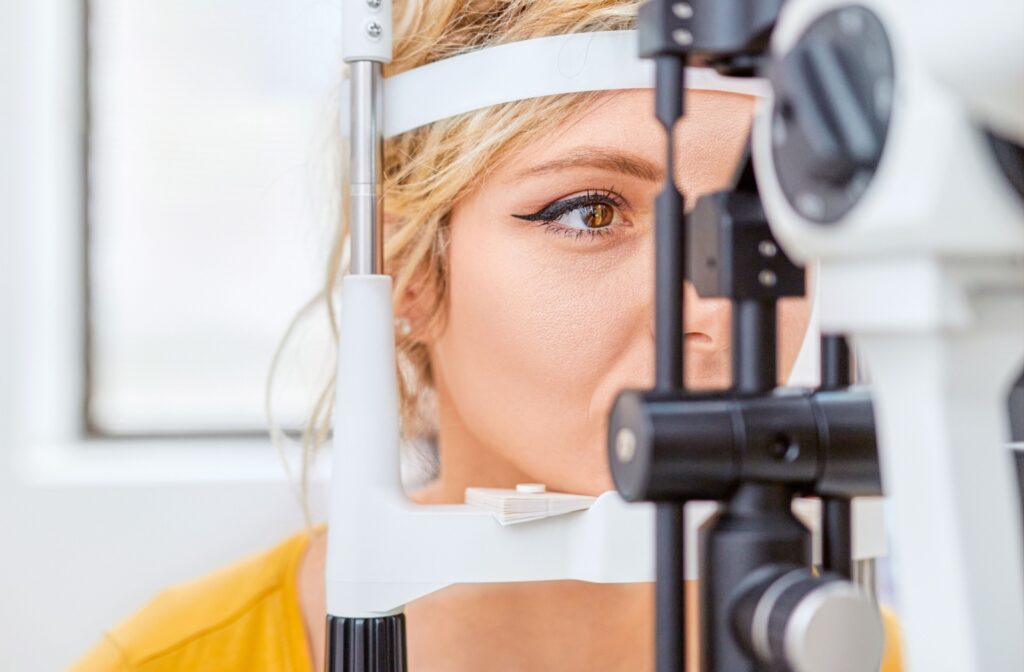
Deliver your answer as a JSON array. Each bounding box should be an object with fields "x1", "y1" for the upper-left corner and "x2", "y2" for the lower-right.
[
  {"x1": 72, "y1": 529, "x2": 904, "y2": 672},
  {"x1": 70, "y1": 530, "x2": 314, "y2": 672}
]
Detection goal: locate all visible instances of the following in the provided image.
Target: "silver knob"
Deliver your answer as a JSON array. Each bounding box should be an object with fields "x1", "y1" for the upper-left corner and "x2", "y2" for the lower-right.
[
  {"x1": 740, "y1": 567, "x2": 884, "y2": 672},
  {"x1": 783, "y1": 580, "x2": 884, "y2": 672}
]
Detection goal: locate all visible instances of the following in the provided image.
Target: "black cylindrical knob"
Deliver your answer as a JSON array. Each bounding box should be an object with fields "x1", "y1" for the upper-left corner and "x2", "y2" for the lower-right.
[
  {"x1": 812, "y1": 388, "x2": 881, "y2": 497},
  {"x1": 326, "y1": 614, "x2": 407, "y2": 672},
  {"x1": 608, "y1": 390, "x2": 737, "y2": 502}
]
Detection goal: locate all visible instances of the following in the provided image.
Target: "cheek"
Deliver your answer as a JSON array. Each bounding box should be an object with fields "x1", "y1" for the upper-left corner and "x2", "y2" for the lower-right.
[{"x1": 433, "y1": 212, "x2": 650, "y2": 482}]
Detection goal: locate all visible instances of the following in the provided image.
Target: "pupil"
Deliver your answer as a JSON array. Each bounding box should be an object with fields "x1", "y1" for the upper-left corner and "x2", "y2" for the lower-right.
[{"x1": 584, "y1": 203, "x2": 613, "y2": 228}]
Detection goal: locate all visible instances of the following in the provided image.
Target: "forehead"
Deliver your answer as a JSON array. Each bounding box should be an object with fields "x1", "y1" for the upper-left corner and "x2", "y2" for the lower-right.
[{"x1": 501, "y1": 89, "x2": 757, "y2": 174}]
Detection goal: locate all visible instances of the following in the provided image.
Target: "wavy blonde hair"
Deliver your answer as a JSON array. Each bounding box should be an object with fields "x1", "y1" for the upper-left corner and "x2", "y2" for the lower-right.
[{"x1": 270, "y1": 0, "x2": 642, "y2": 522}]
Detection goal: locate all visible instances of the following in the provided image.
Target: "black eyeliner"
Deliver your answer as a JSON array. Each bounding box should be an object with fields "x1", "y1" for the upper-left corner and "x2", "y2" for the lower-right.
[{"x1": 511, "y1": 188, "x2": 625, "y2": 222}]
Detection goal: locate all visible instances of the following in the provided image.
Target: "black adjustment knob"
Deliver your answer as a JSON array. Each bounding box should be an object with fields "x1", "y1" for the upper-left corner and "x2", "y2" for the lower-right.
[
  {"x1": 782, "y1": 36, "x2": 883, "y2": 185},
  {"x1": 770, "y1": 6, "x2": 895, "y2": 223},
  {"x1": 734, "y1": 566, "x2": 883, "y2": 672},
  {"x1": 327, "y1": 614, "x2": 407, "y2": 672}
]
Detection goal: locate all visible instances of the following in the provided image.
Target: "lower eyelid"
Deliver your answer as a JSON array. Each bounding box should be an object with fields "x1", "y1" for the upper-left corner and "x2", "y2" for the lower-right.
[{"x1": 544, "y1": 214, "x2": 632, "y2": 240}]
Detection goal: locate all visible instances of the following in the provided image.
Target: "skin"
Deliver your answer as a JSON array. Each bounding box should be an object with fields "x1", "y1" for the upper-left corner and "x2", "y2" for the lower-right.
[{"x1": 298, "y1": 89, "x2": 811, "y2": 671}]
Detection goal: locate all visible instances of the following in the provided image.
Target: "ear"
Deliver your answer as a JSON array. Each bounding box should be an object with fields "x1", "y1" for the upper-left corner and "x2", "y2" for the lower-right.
[{"x1": 393, "y1": 266, "x2": 442, "y2": 346}]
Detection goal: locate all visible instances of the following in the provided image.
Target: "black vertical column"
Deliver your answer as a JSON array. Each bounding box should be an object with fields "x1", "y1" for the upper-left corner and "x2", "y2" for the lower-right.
[
  {"x1": 652, "y1": 55, "x2": 687, "y2": 672},
  {"x1": 731, "y1": 299, "x2": 777, "y2": 395},
  {"x1": 701, "y1": 216, "x2": 809, "y2": 671},
  {"x1": 820, "y1": 335, "x2": 854, "y2": 578}
]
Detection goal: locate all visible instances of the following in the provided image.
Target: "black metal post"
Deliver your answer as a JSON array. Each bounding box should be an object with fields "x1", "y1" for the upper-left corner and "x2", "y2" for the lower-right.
[
  {"x1": 820, "y1": 335, "x2": 852, "y2": 390},
  {"x1": 732, "y1": 299, "x2": 777, "y2": 395},
  {"x1": 702, "y1": 226, "x2": 810, "y2": 671},
  {"x1": 652, "y1": 55, "x2": 687, "y2": 672},
  {"x1": 653, "y1": 56, "x2": 685, "y2": 394},
  {"x1": 820, "y1": 335, "x2": 854, "y2": 578},
  {"x1": 822, "y1": 499, "x2": 853, "y2": 579}
]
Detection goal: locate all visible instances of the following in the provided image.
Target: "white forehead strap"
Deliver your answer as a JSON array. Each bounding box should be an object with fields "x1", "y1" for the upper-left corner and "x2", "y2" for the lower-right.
[{"x1": 344, "y1": 30, "x2": 771, "y2": 139}]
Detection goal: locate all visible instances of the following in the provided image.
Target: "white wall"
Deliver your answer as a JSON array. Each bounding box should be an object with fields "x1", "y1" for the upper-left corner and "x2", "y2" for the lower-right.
[{"x1": 0, "y1": 2, "x2": 329, "y2": 669}]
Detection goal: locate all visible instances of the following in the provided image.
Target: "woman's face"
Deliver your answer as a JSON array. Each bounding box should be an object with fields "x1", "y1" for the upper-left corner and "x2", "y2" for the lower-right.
[{"x1": 426, "y1": 90, "x2": 810, "y2": 495}]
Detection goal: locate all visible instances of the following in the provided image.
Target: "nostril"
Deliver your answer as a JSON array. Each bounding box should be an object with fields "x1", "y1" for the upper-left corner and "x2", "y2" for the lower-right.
[{"x1": 684, "y1": 331, "x2": 713, "y2": 345}]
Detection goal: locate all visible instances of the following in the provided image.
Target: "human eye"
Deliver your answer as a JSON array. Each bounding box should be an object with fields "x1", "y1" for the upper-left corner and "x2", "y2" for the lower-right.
[{"x1": 511, "y1": 188, "x2": 630, "y2": 241}]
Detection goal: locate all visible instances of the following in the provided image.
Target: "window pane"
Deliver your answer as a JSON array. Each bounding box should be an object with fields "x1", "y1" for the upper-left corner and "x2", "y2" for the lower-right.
[{"x1": 88, "y1": 1, "x2": 341, "y2": 434}]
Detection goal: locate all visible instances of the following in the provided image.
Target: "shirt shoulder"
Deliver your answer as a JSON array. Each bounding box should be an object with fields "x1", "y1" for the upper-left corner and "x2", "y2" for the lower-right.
[{"x1": 70, "y1": 528, "x2": 318, "y2": 672}]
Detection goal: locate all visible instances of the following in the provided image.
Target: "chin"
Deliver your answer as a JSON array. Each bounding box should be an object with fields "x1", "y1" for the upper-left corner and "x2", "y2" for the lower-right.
[{"x1": 553, "y1": 450, "x2": 615, "y2": 496}]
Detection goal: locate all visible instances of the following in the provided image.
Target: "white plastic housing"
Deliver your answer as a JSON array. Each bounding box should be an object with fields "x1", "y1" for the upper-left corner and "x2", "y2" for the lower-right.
[
  {"x1": 755, "y1": 0, "x2": 1024, "y2": 268},
  {"x1": 342, "y1": 0, "x2": 392, "y2": 63},
  {"x1": 905, "y1": 0, "x2": 1024, "y2": 144},
  {"x1": 754, "y1": 1, "x2": 1024, "y2": 670}
]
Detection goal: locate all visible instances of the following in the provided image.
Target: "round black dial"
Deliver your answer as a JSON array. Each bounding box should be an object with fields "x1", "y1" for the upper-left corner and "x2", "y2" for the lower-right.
[{"x1": 770, "y1": 6, "x2": 895, "y2": 224}]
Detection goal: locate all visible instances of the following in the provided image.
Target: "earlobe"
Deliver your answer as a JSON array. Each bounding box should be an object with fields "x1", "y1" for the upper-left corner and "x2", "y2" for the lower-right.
[
  {"x1": 393, "y1": 276, "x2": 440, "y2": 346},
  {"x1": 394, "y1": 316, "x2": 413, "y2": 337}
]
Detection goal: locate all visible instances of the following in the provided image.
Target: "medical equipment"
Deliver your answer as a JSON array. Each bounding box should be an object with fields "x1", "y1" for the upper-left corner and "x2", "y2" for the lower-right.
[
  {"x1": 324, "y1": 0, "x2": 1022, "y2": 669},
  {"x1": 606, "y1": 0, "x2": 1023, "y2": 671},
  {"x1": 327, "y1": 8, "x2": 819, "y2": 671},
  {"x1": 607, "y1": 4, "x2": 885, "y2": 670},
  {"x1": 326, "y1": 6, "x2": 661, "y2": 671},
  {"x1": 756, "y1": 1, "x2": 1024, "y2": 669}
]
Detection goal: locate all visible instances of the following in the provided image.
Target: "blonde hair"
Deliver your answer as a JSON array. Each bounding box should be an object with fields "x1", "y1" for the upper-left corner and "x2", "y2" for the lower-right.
[{"x1": 271, "y1": 0, "x2": 642, "y2": 522}]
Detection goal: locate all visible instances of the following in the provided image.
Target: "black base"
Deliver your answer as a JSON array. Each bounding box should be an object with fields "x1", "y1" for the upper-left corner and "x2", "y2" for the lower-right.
[{"x1": 326, "y1": 614, "x2": 407, "y2": 672}]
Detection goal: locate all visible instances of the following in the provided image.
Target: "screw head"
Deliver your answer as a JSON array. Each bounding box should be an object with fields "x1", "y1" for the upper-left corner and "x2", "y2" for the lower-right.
[
  {"x1": 796, "y1": 192, "x2": 825, "y2": 219},
  {"x1": 758, "y1": 240, "x2": 779, "y2": 258},
  {"x1": 839, "y1": 7, "x2": 865, "y2": 35},
  {"x1": 672, "y1": 2, "x2": 694, "y2": 19},
  {"x1": 365, "y1": 20, "x2": 383, "y2": 39},
  {"x1": 672, "y1": 29, "x2": 694, "y2": 46},
  {"x1": 366, "y1": 0, "x2": 382, "y2": 8},
  {"x1": 759, "y1": 269, "x2": 778, "y2": 287},
  {"x1": 615, "y1": 428, "x2": 637, "y2": 463}
]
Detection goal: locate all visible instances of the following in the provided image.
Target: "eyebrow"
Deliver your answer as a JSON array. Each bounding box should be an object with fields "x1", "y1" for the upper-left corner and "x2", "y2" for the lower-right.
[{"x1": 513, "y1": 146, "x2": 663, "y2": 183}]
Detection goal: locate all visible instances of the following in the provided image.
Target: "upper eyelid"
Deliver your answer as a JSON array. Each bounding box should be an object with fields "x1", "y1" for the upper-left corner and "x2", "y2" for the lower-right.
[{"x1": 512, "y1": 189, "x2": 628, "y2": 221}]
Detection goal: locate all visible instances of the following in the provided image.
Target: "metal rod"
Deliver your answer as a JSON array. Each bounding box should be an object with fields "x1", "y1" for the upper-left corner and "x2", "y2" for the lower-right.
[
  {"x1": 654, "y1": 56, "x2": 685, "y2": 393},
  {"x1": 732, "y1": 299, "x2": 777, "y2": 395},
  {"x1": 820, "y1": 335, "x2": 852, "y2": 390},
  {"x1": 853, "y1": 558, "x2": 878, "y2": 602},
  {"x1": 820, "y1": 335, "x2": 853, "y2": 579},
  {"x1": 349, "y1": 60, "x2": 384, "y2": 275},
  {"x1": 656, "y1": 503, "x2": 685, "y2": 672},
  {"x1": 822, "y1": 498, "x2": 853, "y2": 579},
  {"x1": 652, "y1": 55, "x2": 687, "y2": 672}
]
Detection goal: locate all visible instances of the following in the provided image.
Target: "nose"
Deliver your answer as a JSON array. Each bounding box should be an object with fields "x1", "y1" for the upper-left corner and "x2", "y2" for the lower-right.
[
  {"x1": 645, "y1": 280, "x2": 732, "y2": 348},
  {"x1": 643, "y1": 278, "x2": 733, "y2": 389},
  {"x1": 683, "y1": 281, "x2": 730, "y2": 350}
]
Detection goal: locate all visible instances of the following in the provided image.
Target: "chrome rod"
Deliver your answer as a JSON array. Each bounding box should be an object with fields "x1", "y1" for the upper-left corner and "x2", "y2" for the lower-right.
[{"x1": 349, "y1": 60, "x2": 384, "y2": 275}]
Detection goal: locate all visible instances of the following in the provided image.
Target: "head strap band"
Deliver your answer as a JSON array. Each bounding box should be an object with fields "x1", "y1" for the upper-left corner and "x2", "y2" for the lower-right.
[{"x1": 342, "y1": 30, "x2": 771, "y2": 139}]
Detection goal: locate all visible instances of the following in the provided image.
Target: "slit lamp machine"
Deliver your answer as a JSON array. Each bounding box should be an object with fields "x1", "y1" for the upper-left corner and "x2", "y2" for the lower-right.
[{"x1": 325, "y1": 0, "x2": 1024, "y2": 670}]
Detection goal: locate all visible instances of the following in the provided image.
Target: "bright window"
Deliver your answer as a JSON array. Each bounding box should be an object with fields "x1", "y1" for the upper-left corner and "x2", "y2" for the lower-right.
[{"x1": 86, "y1": 0, "x2": 341, "y2": 435}]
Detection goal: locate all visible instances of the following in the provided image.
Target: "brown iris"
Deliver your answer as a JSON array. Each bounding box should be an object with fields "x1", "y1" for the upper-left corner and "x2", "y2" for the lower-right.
[{"x1": 583, "y1": 203, "x2": 615, "y2": 229}]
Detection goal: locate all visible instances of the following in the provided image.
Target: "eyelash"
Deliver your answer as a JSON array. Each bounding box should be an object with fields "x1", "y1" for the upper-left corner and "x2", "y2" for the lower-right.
[{"x1": 512, "y1": 188, "x2": 628, "y2": 241}]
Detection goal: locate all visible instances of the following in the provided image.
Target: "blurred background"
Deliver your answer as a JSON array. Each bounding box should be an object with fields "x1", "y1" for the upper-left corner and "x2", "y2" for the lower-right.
[{"x1": 1, "y1": 1, "x2": 344, "y2": 668}]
